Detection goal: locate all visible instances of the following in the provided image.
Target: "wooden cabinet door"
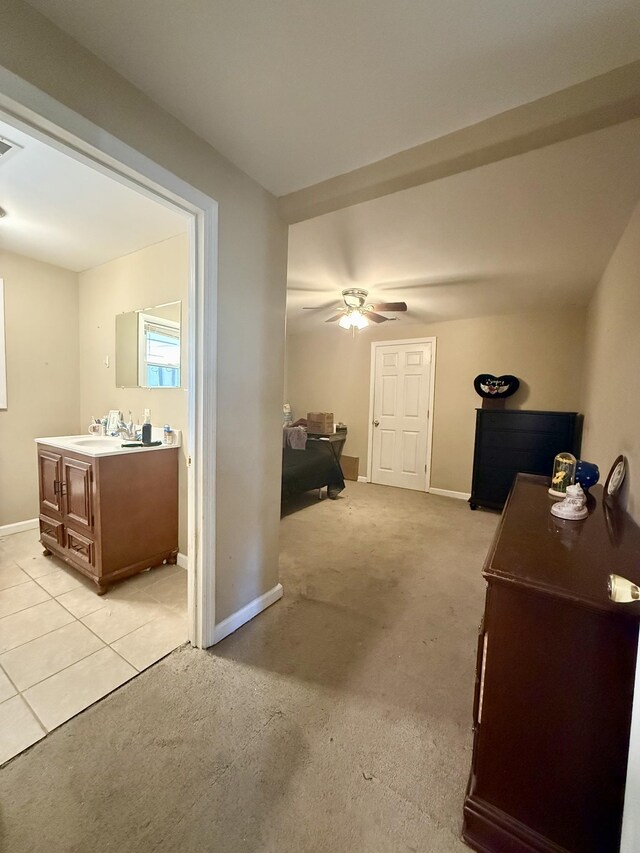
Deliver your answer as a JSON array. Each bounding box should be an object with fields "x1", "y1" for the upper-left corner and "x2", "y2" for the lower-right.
[
  {"x1": 62, "y1": 456, "x2": 94, "y2": 532},
  {"x1": 38, "y1": 449, "x2": 63, "y2": 517}
]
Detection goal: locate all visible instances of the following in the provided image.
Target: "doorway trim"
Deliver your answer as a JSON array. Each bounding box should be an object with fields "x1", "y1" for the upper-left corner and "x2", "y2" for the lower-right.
[
  {"x1": 366, "y1": 337, "x2": 437, "y2": 491},
  {"x1": 0, "y1": 67, "x2": 217, "y2": 648}
]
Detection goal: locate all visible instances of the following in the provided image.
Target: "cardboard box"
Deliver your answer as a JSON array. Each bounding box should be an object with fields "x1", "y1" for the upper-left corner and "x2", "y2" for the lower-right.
[
  {"x1": 340, "y1": 455, "x2": 359, "y2": 481},
  {"x1": 307, "y1": 412, "x2": 334, "y2": 435}
]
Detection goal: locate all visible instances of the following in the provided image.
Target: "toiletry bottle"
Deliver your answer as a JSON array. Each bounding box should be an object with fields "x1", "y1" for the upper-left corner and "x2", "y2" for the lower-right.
[
  {"x1": 163, "y1": 425, "x2": 174, "y2": 446},
  {"x1": 142, "y1": 409, "x2": 152, "y2": 445}
]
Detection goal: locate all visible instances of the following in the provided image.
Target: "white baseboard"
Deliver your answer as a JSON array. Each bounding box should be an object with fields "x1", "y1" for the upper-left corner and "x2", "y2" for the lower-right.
[
  {"x1": 429, "y1": 487, "x2": 471, "y2": 501},
  {"x1": 357, "y1": 476, "x2": 368, "y2": 483},
  {"x1": 0, "y1": 518, "x2": 39, "y2": 537},
  {"x1": 176, "y1": 552, "x2": 188, "y2": 570},
  {"x1": 213, "y1": 582, "x2": 283, "y2": 645}
]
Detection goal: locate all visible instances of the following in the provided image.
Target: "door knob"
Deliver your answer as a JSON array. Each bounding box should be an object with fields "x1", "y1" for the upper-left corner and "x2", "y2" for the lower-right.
[
  {"x1": 608, "y1": 574, "x2": 640, "y2": 603},
  {"x1": 373, "y1": 419, "x2": 379, "y2": 427}
]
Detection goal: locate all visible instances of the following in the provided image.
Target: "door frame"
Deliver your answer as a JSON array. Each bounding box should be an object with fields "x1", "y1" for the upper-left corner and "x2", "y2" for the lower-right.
[
  {"x1": 0, "y1": 69, "x2": 218, "y2": 648},
  {"x1": 366, "y1": 337, "x2": 437, "y2": 491}
]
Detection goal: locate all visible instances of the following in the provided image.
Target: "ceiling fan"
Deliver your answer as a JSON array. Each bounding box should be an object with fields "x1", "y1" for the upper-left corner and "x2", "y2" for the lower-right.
[{"x1": 303, "y1": 288, "x2": 408, "y2": 330}]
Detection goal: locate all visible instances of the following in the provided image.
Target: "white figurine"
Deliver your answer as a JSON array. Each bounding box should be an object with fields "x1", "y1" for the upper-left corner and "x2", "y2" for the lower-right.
[{"x1": 550, "y1": 483, "x2": 588, "y2": 520}]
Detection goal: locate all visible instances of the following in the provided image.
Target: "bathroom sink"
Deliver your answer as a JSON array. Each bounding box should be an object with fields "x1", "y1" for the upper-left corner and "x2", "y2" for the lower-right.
[
  {"x1": 35, "y1": 430, "x2": 180, "y2": 457},
  {"x1": 69, "y1": 437, "x2": 123, "y2": 450}
]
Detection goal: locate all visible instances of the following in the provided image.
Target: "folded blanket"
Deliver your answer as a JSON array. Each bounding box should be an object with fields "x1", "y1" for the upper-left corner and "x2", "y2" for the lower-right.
[{"x1": 283, "y1": 426, "x2": 308, "y2": 450}]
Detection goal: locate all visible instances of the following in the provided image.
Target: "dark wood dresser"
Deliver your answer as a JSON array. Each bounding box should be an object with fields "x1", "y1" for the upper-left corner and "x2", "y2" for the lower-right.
[
  {"x1": 463, "y1": 474, "x2": 640, "y2": 853},
  {"x1": 469, "y1": 409, "x2": 581, "y2": 510}
]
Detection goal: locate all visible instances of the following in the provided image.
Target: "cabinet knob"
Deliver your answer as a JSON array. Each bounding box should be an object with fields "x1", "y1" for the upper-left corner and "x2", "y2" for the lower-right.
[{"x1": 608, "y1": 574, "x2": 640, "y2": 603}]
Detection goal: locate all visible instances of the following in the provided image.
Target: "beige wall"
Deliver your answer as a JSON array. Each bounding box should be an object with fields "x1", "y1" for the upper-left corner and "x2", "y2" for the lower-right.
[
  {"x1": 78, "y1": 234, "x2": 189, "y2": 553},
  {"x1": 0, "y1": 0, "x2": 288, "y2": 625},
  {"x1": 286, "y1": 309, "x2": 586, "y2": 494},
  {"x1": 0, "y1": 250, "x2": 80, "y2": 526},
  {"x1": 582, "y1": 199, "x2": 640, "y2": 523}
]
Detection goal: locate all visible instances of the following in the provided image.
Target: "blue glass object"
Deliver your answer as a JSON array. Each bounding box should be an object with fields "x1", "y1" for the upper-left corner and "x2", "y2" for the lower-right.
[{"x1": 575, "y1": 460, "x2": 600, "y2": 492}]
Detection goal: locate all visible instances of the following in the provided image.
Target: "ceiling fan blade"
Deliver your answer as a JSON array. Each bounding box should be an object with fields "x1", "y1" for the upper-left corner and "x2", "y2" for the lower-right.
[
  {"x1": 369, "y1": 302, "x2": 407, "y2": 312},
  {"x1": 325, "y1": 312, "x2": 347, "y2": 323},
  {"x1": 362, "y1": 310, "x2": 388, "y2": 324},
  {"x1": 302, "y1": 302, "x2": 342, "y2": 310}
]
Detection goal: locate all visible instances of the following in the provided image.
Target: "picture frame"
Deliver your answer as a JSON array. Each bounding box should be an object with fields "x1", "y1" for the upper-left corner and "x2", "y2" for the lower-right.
[
  {"x1": 106, "y1": 409, "x2": 120, "y2": 434},
  {"x1": 604, "y1": 455, "x2": 626, "y2": 504}
]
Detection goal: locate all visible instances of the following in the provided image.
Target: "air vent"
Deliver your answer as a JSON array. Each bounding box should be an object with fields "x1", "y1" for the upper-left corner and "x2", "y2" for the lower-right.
[{"x1": 0, "y1": 136, "x2": 22, "y2": 165}]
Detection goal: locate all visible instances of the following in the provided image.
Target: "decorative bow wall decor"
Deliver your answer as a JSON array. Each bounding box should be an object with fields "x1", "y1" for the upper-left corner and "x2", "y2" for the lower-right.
[{"x1": 474, "y1": 374, "x2": 520, "y2": 399}]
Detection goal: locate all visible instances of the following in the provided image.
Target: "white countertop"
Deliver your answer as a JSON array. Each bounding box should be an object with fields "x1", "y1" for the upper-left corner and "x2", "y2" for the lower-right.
[{"x1": 35, "y1": 429, "x2": 181, "y2": 458}]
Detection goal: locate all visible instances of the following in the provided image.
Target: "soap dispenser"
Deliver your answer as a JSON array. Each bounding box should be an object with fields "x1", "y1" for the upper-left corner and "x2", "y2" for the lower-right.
[{"x1": 142, "y1": 408, "x2": 152, "y2": 445}]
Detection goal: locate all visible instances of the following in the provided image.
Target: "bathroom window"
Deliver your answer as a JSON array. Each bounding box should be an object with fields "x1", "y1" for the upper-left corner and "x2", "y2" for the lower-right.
[{"x1": 138, "y1": 314, "x2": 181, "y2": 388}]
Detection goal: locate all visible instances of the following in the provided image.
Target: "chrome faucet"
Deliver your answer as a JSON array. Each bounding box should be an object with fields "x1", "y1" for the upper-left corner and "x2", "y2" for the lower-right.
[{"x1": 114, "y1": 413, "x2": 138, "y2": 441}]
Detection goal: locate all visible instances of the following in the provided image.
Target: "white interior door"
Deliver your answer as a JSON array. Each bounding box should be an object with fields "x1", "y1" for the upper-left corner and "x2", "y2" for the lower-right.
[{"x1": 370, "y1": 341, "x2": 432, "y2": 490}]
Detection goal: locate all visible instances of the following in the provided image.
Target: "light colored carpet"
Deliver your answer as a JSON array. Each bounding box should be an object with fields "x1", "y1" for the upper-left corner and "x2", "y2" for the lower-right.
[{"x1": 0, "y1": 482, "x2": 498, "y2": 852}]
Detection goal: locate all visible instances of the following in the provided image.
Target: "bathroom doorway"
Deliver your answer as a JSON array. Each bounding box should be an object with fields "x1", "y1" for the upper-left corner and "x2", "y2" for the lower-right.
[{"x1": 0, "y1": 83, "x2": 217, "y2": 763}]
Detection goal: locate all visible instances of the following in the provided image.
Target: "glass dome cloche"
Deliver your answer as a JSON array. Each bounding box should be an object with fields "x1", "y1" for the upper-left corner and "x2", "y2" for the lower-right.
[{"x1": 549, "y1": 452, "x2": 577, "y2": 498}]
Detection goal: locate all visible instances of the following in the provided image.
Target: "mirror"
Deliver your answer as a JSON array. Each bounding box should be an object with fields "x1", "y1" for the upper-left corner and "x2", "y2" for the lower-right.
[{"x1": 116, "y1": 301, "x2": 181, "y2": 388}]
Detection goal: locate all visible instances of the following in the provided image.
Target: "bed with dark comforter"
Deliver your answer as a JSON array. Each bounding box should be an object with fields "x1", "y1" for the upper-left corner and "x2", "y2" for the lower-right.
[{"x1": 281, "y1": 437, "x2": 345, "y2": 500}]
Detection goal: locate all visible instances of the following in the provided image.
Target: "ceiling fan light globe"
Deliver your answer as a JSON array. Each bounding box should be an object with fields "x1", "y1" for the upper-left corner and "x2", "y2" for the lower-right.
[
  {"x1": 338, "y1": 314, "x2": 352, "y2": 330},
  {"x1": 353, "y1": 312, "x2": 368, "y2": 329}
]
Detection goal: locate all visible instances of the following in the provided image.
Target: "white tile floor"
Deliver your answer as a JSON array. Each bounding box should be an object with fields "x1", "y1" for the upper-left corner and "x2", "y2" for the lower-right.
[{"x1": 0, "y1": 527, "x2": 187, "y2": 766}]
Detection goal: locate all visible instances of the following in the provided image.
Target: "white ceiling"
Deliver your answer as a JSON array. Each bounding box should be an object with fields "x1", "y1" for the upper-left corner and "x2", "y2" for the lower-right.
[
  {"x1": 286, "y1": 120, "x2": 640, "y2": 332},
  {"x1": 25, "y1": 0, "x2": 640, "y2": 195},
  {"x1": 0, "y1": 119, "x2": 188, "y2": 272}
]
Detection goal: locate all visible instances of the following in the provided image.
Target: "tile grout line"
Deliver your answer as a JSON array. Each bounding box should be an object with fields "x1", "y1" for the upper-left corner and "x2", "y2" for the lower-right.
[
  {"x1": 105, "y1": 610, "x2": 188, "y2": 667},
  {"x1": 0, "y1": 583, "x2": 54, "y2": 621},
  {"x1": 0, "y1": 658, "x2": 21, "y2": 698},
  {"x1": 16, "y1": 693, "x2": 49, "y2": 735},
  {"x1": 0, "y1": 604, "x2": 75, "y2": 654},
  {"x1": 0, "y1": 536, "x2": 133, "y2": 735},
  {"x1": 19, "y1": 644, "x2": 116, "y2": 709},
  {"x1": 57, "y1": 588, "x2": 186, "y2": 665},
  {"x1": 106, "y1": 640, "x2": 144, "y2": 674},
  {"x1": 1, "y1": 626, "x2": 110, "y2": 695},
  {"x1": 24, "y1": 660, "x2": 143, "y2": 735},
  {"x1": 74, "y1": 610, "x2": 149, "y2": 671},
  {"x1": 28, "y1": 562, "x2": 85, "y2": 599},
  {"x1": 0, "y1": 572, "x2": 39, "y2": 593},
  {"x1": 1, "y1": 535, "x2": 187, "y2": 745}
]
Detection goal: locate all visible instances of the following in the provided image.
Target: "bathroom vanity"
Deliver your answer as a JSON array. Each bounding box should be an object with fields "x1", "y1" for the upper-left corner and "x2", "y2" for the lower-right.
[{"x1": 36, "y1": 434, "x2": 179, "y2": 594}]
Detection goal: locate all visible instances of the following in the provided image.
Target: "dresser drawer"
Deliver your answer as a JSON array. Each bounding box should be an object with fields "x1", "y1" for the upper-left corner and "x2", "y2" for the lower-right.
[
  {"x1": 480, "y1": 411, "x2": 575, "y2": 435},
  {"x1": 478, "y1": 429, "x2": 573, "y2": 454}
]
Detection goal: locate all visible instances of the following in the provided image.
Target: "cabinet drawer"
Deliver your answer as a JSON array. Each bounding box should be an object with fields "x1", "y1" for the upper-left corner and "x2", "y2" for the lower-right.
[
  {"x1": 39, "y1": 515, "x2": 64, "y2": 548},
  {"x1": 65, "y1": 529, "x2": 95, "y2": 567},
  {"x1": 477, "y1": 446, "x2": 560, "y2": 474},
  {"x1": 478, "y1": 429, "x2": 573, "y2": 454},
  {"x1": 480, "y1": 412, "x2": 574, "y2": 435}
]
